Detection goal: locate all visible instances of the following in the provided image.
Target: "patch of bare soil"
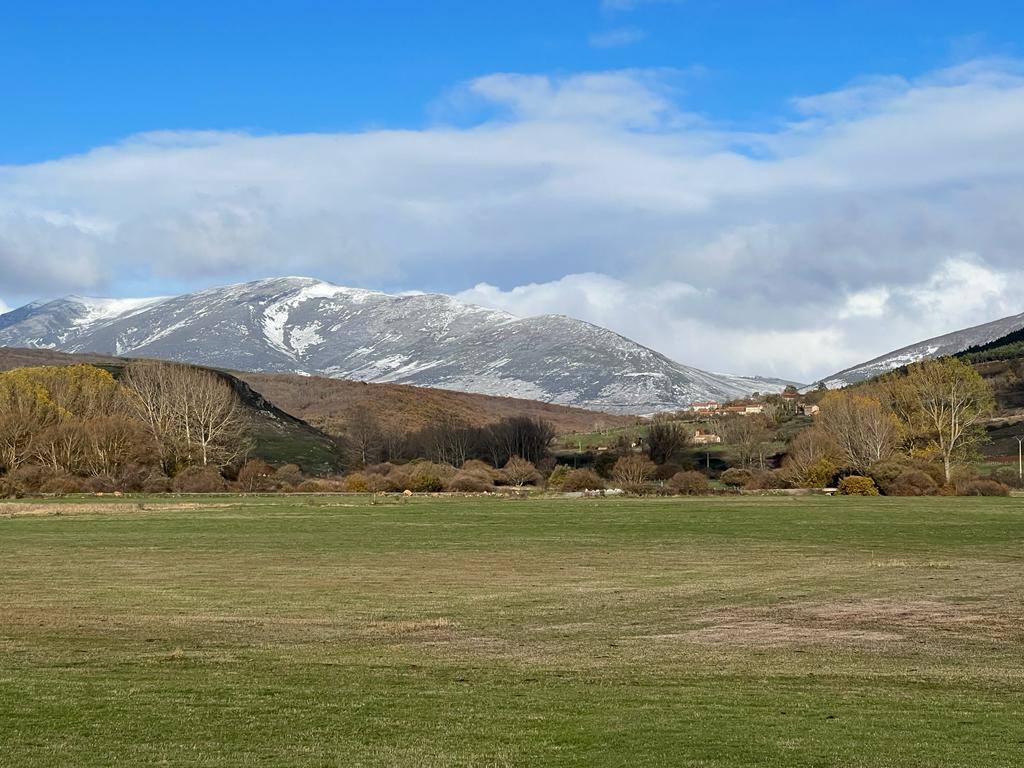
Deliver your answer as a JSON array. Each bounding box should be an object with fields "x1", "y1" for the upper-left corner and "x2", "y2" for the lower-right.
[{"x1": 664, "y1": 598, "x2": 1014, "y2": 649}]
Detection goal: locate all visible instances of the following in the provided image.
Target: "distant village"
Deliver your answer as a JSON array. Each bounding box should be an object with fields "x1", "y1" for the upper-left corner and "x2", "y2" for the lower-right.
[{"x1": 683, "y1": 390, "x2": 820, "y2": 446}]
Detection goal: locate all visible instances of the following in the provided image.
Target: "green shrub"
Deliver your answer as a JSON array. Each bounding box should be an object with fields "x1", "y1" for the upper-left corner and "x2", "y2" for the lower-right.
[
  {"x1": 869, "y1": 459, "x2": 944, "y2": 495},
  {"x1": 799, "y1": 458, "x2": 840, "y2": 488},
  {"x1": 837, "y1": 475, "x2": 879, "y2": 496},
  {"x1": 593, "y1": 452, "x2": 618, "y2": 478},
  {"x1": 546, "y1": 465, "x2": 571, "y2": 490},
  {"x1": 991, "y1": 466, "x2": 1024, "y2": 490}
]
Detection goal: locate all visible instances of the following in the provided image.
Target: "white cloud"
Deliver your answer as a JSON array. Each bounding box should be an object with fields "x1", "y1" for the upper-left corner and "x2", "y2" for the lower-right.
[
  {"x1": 0, "y1": 299, "x2": 9, "y2": 315},
  {"x1": 461, "y1": 69, "x2": 690, "y2": 129},
  {"x1": 2, "y1": 61, "x2": 1024, "y2": 380},
  {"x1": 838, "y1": 288, "x2": 890, "y2": 320},
  {"x1": 589, "y1": 27, "x2": 647, "y2": 49},
  {"x1": 456, "y1": 257, "x2": 1024, "y2": 382}
]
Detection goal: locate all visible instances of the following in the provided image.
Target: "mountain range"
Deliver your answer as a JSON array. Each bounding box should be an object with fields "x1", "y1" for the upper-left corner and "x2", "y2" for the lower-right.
[
  {"x1": 0, "y1": 277, "x2": 797, "y2": 414},
  {"x1": 817, "y1": 310, "x2": 1024, "y2": 388}
]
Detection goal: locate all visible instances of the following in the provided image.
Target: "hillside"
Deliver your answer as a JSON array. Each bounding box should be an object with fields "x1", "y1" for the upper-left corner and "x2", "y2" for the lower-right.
[
  {"x1": 0, "y1": 277, "x2": 798, "y2": 413},
  {"x1": 0, "y1": 346, "x2": 635, "y2": 444},
  {"x1": 0, "y1": 347, "x2": 342, "y2": 474},
  {"x1": 817, "y1": 310, "x2": 1024, "y2": 389},
  {"x1": 235, "y1": 372, "x2": 637, "y2": 437}
]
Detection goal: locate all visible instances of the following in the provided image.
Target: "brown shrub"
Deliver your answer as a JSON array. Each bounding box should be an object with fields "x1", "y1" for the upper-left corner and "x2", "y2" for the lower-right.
[
  {"x1": 958, "y1": 479, "x2": 1011, "y2": 497},
  {"x1": 719, "y1": 467, "x2": 754, "y2": 487},
  {"x1": 171, "y1": 466, "x2": 228, "y2": 493},
  {"x1": 461, "y1": 459, "x2": 496, "y2": 476},
  {"x1": 388, "y1": 462, "x2": 456, "y2": 493},
  {"x1": 744, "y1": 470, "x2": 791, "y2": 490},
  {"x1": 141, "y1": 472, "x2": 172, "y2": 493},
  {"x1": 653, "y1": 463, "x2": 683, "y2": 482},
  {"x1": 364, "y1": 462, "x2": 395, "y2": 476},
  {"x1": 274, "y1": 464, "x2": 304, "y2": 488},
  {"x1": 887, "y1": 470, "x2": 939, "y2": 497},
  {"x1": 342, "y1": 472, "x2": 371, "y2": 492},
  {"x1": 85, "y1": 475, "x2": 119, "y2": 494},
  {"x1": 2, "y1": 465, "x2": 50, "y2": 495},
  {"x1": 612, "y1": 455, "x2": 656, "y2": 486},
  {"x1": 837, "y1": 475, "x2": 879, "y2": 496},
  {"x1": 560, "y1": 469, "x2": 605, "y2": 492},
  {"x1": 447, "y1": 471, "x2": 493, "y2": 493},
  {"x1": 502, "y1": 456, "x2": 540, "y2": 487},
  {"x1": 668, "y1": 470, "x2": 710, "y2": 496},
  {"x1": 237, "y1": 459, "x2": 275, "y2": 492},
  {"x1": 296, "y1": 478, "x2": 346, "y2": 493},
  {"x1": 39, "y1": 473, "x2": 90, "y2": 495}
]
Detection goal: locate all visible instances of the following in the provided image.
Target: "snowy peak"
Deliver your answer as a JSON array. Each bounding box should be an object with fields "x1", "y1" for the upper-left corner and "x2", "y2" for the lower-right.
[
  {"x1": 818, "y1": 310, "x2": 1024, "y2": 389},
  {"x1": 0, "y1": 276, "x2": 796, "y2": 413}
]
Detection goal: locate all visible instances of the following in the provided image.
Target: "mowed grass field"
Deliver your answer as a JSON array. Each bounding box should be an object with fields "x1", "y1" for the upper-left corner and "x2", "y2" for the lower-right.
[{"x1": 2, "y1": 495, "x2": 1023, "y2": 767}]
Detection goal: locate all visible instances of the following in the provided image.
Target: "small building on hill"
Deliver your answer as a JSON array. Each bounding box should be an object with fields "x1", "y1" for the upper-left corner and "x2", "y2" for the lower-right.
[
  {"x1": 692, "y1": 429, "x2": 722, "y2": 445},
  {"x1": 690, "y1": 401, "x2": 721, "y2": 414}
]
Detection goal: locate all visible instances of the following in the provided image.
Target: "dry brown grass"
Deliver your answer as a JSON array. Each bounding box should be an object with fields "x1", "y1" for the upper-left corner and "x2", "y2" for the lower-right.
[
  {"x1": 0, "y1": 501, "x2": 237, "y2": 517},
  {"x1": 367, "y1": 617, "x2": 460, "y2": 634}
]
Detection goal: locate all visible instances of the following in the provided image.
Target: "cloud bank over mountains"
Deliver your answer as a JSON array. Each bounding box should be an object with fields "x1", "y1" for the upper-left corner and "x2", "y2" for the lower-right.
[{"x1": 1, "y1": 59, "x2": 1023, "y2": 380}]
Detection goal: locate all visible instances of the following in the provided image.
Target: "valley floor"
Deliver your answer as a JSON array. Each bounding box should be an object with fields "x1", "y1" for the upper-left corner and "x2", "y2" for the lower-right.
[{"x1": 2, "y1": 495, "x2": 1023, "y2": 767}]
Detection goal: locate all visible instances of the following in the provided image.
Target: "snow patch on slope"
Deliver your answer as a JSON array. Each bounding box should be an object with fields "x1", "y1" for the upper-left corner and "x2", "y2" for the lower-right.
[{"x1": 69, "y1": 296, "x2": 169, "y2": 327}]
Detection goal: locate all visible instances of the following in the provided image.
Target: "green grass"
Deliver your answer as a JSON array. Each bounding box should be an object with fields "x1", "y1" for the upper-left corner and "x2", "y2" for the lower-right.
[{"x1": 2, "y1": 494, "x2": 1024, "y2": 766}]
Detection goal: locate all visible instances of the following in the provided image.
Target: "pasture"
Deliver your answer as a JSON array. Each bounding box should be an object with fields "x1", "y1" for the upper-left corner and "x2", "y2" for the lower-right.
[{"x1": 2, "y1": 494, "x2": 1023, "y2": 766}]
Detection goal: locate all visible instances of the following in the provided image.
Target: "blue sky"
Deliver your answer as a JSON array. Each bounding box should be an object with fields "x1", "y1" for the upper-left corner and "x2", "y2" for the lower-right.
[
  {"x1": 4, "y1": 0, "x2": 1019, "y2": 163},
  {"x1": 2, "y1": 1, "x2": 1024, "y2": 379}
]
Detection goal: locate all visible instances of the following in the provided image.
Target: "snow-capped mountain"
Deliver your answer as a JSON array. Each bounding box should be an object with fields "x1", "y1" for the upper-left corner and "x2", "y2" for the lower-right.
[
  {"x1": 817, "y1": 310, "x2": 1024, "y2": 389},
  {"x1": 0, "y1": 277, "x2": 797, "y2": 413}
]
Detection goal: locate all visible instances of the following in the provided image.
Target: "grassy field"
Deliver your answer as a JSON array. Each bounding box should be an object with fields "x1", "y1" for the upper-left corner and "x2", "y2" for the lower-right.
[{"x1": 2, "y1": 494, "x2": 1023, "y2": 767}]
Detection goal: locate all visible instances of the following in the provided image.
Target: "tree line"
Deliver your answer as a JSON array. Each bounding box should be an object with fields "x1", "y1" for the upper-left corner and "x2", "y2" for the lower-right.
[
  {"x1": 0, "y1": 363, "x2": 250, "y2": 493},
  {"x1": 785, "y1": 357, "x2": 1002, "y2": 494}
]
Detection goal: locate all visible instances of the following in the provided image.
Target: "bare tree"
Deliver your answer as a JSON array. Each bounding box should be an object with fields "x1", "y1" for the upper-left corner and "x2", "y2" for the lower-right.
[
  {"x1": 646, "y1": 419, "x2": 690, "y2": 465},
  {"x1": 83, "y1": 416, "x2": 148, "y2": 477},
  {"x1": 722, "y1": 415, "x2": 774, "y2": 469},
  {"x1": 424, "y1": 414, "x2": 473, "y2": 467},
  {"x1": 883, "y1": 358, "x2": 994, "y2": 483},
  {"x1": 612, "y1": 454, "x2": 656, "y2": 486},
  {"x1": 343, "y1": 409, "x2": 383, "y2": 467},
  {"x1": 33, "y1": 422, "x2": 87, "y2": 475},
  {"x1": 482, "y1": 417, "x2": 555, "y2": 466},
  {"x1": 818, "y1": 390, "x2": 901, "y2": 472},
  {"x1": 123, "y1": 362, "x2": 250, "y2": 472},
  {"x1": 782, "y1": 427, "x2": 841, "y2": 487},
  {"x1": 187, "y1": 370, "x2": 249, "y2": 467}
]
